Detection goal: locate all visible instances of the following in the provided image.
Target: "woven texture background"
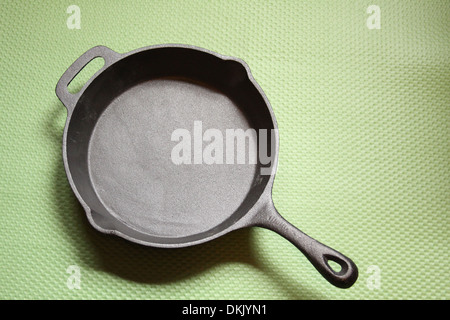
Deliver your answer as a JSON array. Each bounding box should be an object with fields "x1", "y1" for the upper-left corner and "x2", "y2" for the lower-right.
[{"x1": 0, "y1": 0, "x2": 449, "y2": 299}]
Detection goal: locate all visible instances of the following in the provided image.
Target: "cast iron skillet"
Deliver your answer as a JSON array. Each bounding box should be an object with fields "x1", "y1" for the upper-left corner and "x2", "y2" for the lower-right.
[{"x1": 56, "y1": 45, "x2": 358, "y2": 288}]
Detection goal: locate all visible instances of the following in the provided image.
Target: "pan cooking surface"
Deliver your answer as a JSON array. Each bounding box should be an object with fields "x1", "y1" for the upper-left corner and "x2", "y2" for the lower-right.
[{"x1": 88, "y1": 78, "x2": 258, "y2": 237}]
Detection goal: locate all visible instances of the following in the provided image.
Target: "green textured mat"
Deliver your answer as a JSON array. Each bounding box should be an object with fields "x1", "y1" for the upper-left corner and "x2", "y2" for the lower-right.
[{"x1": 0, "y1": 0, "x2": 449, "y2": 299}]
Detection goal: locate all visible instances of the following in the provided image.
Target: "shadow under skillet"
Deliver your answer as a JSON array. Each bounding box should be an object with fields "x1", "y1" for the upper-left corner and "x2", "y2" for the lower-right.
[{"x1": 48, "y1": 100, "x2": 323, "y2": 299}]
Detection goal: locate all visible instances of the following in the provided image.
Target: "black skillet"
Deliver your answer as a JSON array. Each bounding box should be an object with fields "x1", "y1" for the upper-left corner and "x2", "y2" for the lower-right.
[{"x1": 56, "y1": 45, "x2": 358, "y2": 288}]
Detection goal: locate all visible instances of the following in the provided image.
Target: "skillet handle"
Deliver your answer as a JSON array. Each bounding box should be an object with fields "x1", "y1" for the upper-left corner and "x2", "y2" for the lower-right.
[
  {"x1": 56, "y1": 45, "x2": 121, "y2": 113},
  {"x1": 253, "y1": 203, "x2": 358, "y2": 289}
]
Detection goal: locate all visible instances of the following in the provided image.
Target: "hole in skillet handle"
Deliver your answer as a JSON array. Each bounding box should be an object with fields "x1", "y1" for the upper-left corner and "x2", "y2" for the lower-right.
[
  {"x1": 67, "y1": 57, "x2": 105, "y2": 94},
  {"x1": 315, "y1": 250, "x2": 359, "y2": 289},
  {"x1": 325, "y1": 256, "x2": 344, "y2": 274}
]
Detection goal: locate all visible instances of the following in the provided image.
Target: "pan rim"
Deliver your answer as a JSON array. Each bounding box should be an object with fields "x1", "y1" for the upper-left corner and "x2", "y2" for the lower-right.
[{"x1": 60, "y1": 44, "x2": 280, "y2": 247}]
